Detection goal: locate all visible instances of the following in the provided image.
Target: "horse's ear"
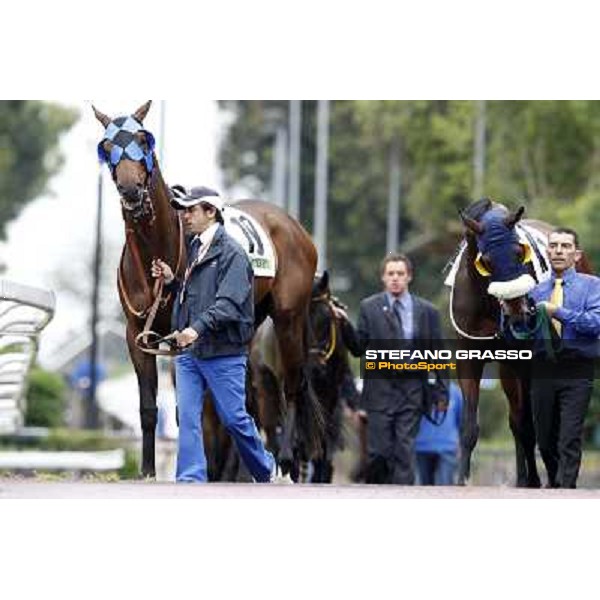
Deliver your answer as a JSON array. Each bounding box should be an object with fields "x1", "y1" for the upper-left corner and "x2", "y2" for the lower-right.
[
  {"x1": 504, "y1": 206, "x2": 525, "y2": 229},
  {"x1": 133, "y1": 101, "x2": 152, "y2": 123},
  {"x1": 317, "y1": 270, "x2": 329, "y2": 294},
  {"x1": 92, "y1": 105, "x2": 111, "y2": 128},
  {"x1": 459, "y1": 209, "x2": 484, "y2": 235}
]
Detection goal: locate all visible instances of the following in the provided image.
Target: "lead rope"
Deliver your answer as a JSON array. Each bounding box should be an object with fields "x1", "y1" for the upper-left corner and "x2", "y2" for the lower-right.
[
  {"x1": 134, "y1": 275, "x2": 180, "y2": 356},
  {"x1": 507, "y1": 304, "x2": 560, "y2": 362},
  {"x1": 126, "y1": 214, "x2": 186, "y2": 356},
  {"x1": 135, "y1": 216, "x2": 185, "y2": 356}
]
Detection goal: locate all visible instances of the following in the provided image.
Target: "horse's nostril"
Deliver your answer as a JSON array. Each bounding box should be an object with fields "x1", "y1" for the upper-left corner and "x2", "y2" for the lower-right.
[{"x1": 120, "y1": 187, "x2": 141, "y2": 203}]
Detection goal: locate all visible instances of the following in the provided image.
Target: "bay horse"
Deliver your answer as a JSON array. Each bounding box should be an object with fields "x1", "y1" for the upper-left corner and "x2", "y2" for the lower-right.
[
  {"x1": 93, "y1": 101, "x2": 322, "y2": 477},
  {"x1": 450, "y1": 198, "x2": 592, "y2": 487},
  {"x1": 304, "y1": 272, "x2": 357, "y2": 482},
  {"x1": 250, "y1": 271, "x2": 356, "y2": 482}
]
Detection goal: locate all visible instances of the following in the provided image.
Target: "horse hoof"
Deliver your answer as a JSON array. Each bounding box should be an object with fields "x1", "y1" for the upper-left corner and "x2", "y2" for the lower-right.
[{"x1": 279, "y1": 459, "x2": 293, "y2": 476}]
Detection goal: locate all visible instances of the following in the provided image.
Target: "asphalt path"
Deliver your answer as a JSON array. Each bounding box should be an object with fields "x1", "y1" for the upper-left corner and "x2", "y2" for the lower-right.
[{"x1": 1, "y1": 479, "x2": 599, "y2": 499}]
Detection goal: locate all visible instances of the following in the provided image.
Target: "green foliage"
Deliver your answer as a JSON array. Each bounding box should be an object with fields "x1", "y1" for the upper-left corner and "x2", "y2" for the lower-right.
[
  {"x1": 478, "y1": 385, "x2": 511, "y2": 441},
  {"x1": 217, "y1": 101, "x2": 600, "y2": 308},
  {"x1": 40, "y1": 428, "x2": 116, "y2": 451},
  {"x1": 24, "y1": 368, "x2": 68, "y2": 428},
  {"x1": 118, "y1": 448, "x2": 140, "y2": 479},
  {"x1": 0, "y1": 100, "x2": 78, "y2": 241},
  {"x1": 584, "y1": 387, "x2": 600, "y2": 447}
]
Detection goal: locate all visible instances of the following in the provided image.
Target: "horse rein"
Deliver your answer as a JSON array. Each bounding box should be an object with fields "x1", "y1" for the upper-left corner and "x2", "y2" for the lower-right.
[
  {"x1": 308, "y1": 292, "x2": 338, "y2": 363},
  {"x1": 448, "y1": 238, "x2": 500, "y2": 340},
  {"x1": 448, "y1": 281, "x2": 498, "y2": 340},
  {"x1": 118, "y1": 212, "x2": 186, "y2": 356}
]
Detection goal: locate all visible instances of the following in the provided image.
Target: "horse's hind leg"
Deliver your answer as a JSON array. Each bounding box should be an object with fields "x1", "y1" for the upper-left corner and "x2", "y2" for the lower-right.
[
  {"x1": 272, "y1": 312, "x2": 302, "y2": 473},
  {"x1": 127, "y1": 327, "x2": 158, "y2": 478},
  {"x1": 500, "y1": 365, "x2": 541, "y2": 488},
  {"x1": 457, "y1": 359, "x2": 484, "y2": 485},
  {"x1": 272, "y1": 310, "x2": 323, "y2": 475}
]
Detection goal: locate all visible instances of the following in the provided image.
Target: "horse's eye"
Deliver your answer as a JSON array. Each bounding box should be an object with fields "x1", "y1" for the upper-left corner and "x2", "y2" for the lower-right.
[
  {"x1": 135, "y1": 132, "x2": 147, "y2": 148},
  {"x1": 514, "y1": 244, "x2": 526, "y2": 262}
]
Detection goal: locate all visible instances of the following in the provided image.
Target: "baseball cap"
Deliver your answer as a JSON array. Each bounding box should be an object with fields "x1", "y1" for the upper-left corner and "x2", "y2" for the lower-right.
[{"x1": 170, "y1": 185, "x2": 224, "y2": 212}]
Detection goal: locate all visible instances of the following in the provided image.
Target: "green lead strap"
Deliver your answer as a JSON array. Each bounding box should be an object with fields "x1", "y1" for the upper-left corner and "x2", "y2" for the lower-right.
[{"x1": 508, "y1": 305, "x2": 560, "y2": 362}]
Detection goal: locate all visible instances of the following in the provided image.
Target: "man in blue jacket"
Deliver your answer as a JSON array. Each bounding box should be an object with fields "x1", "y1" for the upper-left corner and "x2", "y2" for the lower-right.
[
  {"x1": 525, "y1": 227, "x2": 600, "y2": 488},
  {"x1": 152, "y1": 185, "x2": 277, "y2": 483}
]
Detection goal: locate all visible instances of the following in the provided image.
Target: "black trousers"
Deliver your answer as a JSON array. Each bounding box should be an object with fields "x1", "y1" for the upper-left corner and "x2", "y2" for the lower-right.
[
  {"x1": 365, "y1": 381, "x2": 423, "y2": 485},
  {"x1": 531, "y1": 360, "x2": 593, "y2": 488}
]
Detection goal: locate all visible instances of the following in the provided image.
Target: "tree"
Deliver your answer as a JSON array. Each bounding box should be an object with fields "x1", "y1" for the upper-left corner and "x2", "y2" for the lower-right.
[
  {"x1": 217, "y1": 100, "x2": 600, "y2": 313},
  {"x1": 0, "y1": 100, "x2": 78, "y2": 241}
]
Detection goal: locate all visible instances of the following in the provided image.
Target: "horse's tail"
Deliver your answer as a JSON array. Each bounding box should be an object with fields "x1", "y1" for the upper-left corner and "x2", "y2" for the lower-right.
[
  {"x1": 295, "y1": 313, "x2": 326, "y2": 458},
  {"x1": 297, "y1": 364, "x2": 326, "y2": 458}
]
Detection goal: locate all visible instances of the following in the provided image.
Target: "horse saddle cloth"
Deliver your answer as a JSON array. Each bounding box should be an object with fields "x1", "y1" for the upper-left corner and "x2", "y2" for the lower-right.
[
  {"x1": 223, "y1": 206, "x2": 277, "y2": 278},
  {"x1": 444, "y1": 222, "x2": 551, "y2": 288}
]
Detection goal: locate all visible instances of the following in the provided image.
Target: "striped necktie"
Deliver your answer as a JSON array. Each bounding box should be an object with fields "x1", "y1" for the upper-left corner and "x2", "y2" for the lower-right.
[
  {"x1": 550, "y1": 278, "x2": 563, "y2": 336},
  {"x1": 180, "y1": 238, "x2": 202, "y2": 304}
]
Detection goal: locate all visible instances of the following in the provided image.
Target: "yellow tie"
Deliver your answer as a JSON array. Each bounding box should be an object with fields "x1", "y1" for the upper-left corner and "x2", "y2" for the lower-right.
[{"x1": 550, "y1": 278, "x2": 563, "y2": 336}]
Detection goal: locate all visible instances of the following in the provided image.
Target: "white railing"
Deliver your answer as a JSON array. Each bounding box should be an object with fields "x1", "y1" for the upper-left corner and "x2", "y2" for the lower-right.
[
  {"x1": 0, "y1": 448, "x2": 124, "y2": 471},
  {"x1": 0, "y1": 280, "x2": 55, "y2": 434}
]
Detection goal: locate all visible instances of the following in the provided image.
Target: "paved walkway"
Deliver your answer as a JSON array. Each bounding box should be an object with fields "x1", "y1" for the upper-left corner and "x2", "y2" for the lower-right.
[{"x1": 1, "y1": 479, "x2": 599, "y2": 499}]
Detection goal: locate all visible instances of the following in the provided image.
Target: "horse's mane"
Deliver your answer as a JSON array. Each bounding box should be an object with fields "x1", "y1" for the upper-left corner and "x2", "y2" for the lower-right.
[{"x1": 463, "y1": 197, "x2": 494, "y2": 221}]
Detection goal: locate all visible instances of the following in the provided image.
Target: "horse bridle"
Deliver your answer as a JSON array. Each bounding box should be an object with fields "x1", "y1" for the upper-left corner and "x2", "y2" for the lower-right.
[
  {"x1": 118, "y1": 216, "x2": 185, "y2": 356},
  {"x1": 97, "y1": 116, "x2": 186, "y2": 355},
  {"x1": 308, "y1": 292, "x2": 338, "y2": 364},
  {"x1": 97, "y1": 116, "x2": 157, "y2": 221}
]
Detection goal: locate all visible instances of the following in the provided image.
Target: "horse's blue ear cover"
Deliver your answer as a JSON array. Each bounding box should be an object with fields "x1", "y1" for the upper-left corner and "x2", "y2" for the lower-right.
[{"x1": 97, "y1": 116, "x2": 155, "y2": 173}]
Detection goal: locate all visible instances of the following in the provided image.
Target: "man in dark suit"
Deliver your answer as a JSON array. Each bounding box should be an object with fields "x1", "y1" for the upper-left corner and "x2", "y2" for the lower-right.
[{"x1": 333, "y1": 253, "x2": 446, "y2": 485}]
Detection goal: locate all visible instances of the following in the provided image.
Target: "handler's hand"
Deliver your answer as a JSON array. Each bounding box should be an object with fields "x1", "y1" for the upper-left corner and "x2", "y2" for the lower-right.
[
  {"x1": 538, "y1": 301, "x2": 558, "y2": 317},
  {"x1": 175, "y1": 327, "x2": 199, "y2": 348},
  {"x1": 151, "y1": 258, "x2": 174, "y2": 284},
  {"x1": 332, "y1": 305, "x2": 349, "y2": 321},
  {"x1": 352, "y1": 409, "x2": 367, "y2": 429}
]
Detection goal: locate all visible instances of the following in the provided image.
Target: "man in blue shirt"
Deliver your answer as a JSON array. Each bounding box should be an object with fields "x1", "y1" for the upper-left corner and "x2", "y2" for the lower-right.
[
  {"x1": 415, "y1": 382, "x2": 463, "y2": 485},
  {"x1": 529, "y1": 227, "x2": 600, "y2": 488}
]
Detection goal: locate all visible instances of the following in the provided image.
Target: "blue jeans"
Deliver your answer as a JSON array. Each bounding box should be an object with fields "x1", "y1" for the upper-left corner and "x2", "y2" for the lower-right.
[
  {"x1": 175, "y1": 353, "x2": 275, "y2": 482},
  {"x1": 416, "y1": 451, "x2": 458, "y2": 486}
]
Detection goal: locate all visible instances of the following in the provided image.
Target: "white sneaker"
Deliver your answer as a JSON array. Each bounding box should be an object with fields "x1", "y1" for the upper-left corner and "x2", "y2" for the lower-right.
[{"x1": 269, "y1": 463, "x2": 294, "y2": 484}]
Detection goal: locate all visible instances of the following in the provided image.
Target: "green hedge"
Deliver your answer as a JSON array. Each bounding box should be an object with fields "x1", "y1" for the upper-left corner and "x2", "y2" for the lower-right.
[{"x1": 25, "y1": 368, "x2": 67, "y2": 428}]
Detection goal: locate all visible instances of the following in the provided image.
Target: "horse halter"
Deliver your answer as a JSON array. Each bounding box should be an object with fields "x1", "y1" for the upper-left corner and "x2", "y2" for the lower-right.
[
  {"x1": 308, "y1": 292, "x2": 338, "y2": 364},
  {"x1": 97, "y1": 116, "x2": 156, "y2": 220}
]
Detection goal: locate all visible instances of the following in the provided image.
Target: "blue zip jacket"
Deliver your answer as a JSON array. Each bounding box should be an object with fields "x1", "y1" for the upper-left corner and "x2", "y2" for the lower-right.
[{"x1": 167, "y1": 224, "x2": 255, "y2": 359}]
